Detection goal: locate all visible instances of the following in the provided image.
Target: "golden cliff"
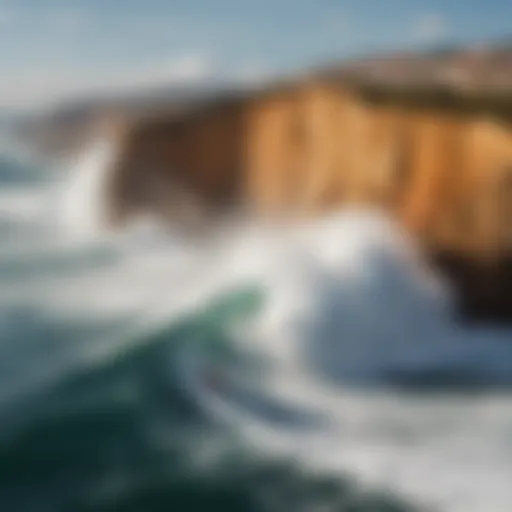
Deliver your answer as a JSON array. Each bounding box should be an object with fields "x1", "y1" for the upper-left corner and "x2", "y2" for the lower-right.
[{"x1": 105, "y1": 46, "x2": 512, "y2": 322}]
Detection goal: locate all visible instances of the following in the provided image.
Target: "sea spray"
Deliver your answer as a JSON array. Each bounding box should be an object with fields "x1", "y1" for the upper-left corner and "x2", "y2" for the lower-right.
[
  {"x1": 173, "y1": 211, "x2": 512, "y2": 512},
  {"x1": 1, "y1": 139, "x2": 512, "y2": 512},
  {"x1": 56, "y1": 138, "x2": 118, "y2": 241}
]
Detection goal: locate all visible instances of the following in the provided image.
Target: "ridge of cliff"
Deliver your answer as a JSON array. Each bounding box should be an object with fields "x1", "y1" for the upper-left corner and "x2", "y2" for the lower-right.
[{"x1": 101, "y1": 43, "x2": 512, "y2": 323}]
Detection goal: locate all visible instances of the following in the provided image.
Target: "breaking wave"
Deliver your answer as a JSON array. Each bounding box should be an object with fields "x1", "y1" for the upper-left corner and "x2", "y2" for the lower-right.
[{"x1": 0, "y1": 139, "x2": 511, "y2": 512}]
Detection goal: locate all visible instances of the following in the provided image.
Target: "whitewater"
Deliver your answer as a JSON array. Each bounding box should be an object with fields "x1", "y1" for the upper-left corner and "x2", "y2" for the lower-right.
[{"x1": 1, "y1": 138, "x2": 512, "y2": 512}]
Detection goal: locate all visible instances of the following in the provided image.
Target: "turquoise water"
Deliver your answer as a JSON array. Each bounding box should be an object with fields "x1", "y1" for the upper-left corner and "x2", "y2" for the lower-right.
[
  {"x1": 0, "y1": 283, "x2": 412, "y2": 512},
  {"x1": 1, "y1": 143, "x2": 512, "y2": 512},
  {"x1": 0, "y1": 151, "x2": 411, "y2": 512}
]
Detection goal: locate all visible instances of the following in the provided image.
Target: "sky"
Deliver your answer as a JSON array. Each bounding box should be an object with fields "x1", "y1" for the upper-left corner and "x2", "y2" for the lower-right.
[{"x1": 0, "y1": 0, "x2": 510, "y2": 110}]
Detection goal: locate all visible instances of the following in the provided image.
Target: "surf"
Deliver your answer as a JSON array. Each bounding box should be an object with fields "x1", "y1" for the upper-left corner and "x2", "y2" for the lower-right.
[{"x1": 1, "y1": 137, "x2": 512, "y2": 512}]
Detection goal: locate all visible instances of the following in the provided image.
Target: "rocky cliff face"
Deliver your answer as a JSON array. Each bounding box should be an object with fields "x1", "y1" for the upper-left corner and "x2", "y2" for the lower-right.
[
  {"x1": 105, "y1": 46, "x2": 512, "y2": 322},
  {"x1": 246, "y1": 83, "x2": 512, "y2": 248},
  {"x1": 242, "y1": 83, "x2": 512, "y2": 322},
  {"x1": 107, "y1": 98, "x2": 246, "y2": 227}
]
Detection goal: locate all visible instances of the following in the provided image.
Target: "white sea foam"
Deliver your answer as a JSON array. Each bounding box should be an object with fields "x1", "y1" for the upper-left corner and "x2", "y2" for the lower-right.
[
  {"x1": 1, "y1": 138, "x2": 512, "y2": 512},
  {"x1": 54, "y1": 138, "x2": 119, "y2": 241},
  {"x1": 175, "y1": 215, "x2": 512, "y2": 512}
]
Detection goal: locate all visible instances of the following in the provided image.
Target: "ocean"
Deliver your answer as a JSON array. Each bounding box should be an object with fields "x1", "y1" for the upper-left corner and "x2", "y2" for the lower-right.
[{"x1": 1, "y1": 138, "x2": 512, "y2": 512}]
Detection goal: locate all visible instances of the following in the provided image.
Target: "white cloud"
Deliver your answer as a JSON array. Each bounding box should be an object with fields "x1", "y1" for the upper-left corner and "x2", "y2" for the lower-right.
[
  {"x1": 0, "y1": 53, "x2": 219, "y2": 110},
  {"x1": 159, "y1": 54, "x2": 215, "y2": 83},
  {"x1": 412, "y1": 13, "x2": 449, "y2": 44},
  {"x1": 0, "y1": 46, "x2": 275, "y2": 111},
  {"x1": 96, "y1": 53, "x2": 216, "y2": 93},
  {"x1": 234, "y1": 63, "x2": 274, "y2": 88}
]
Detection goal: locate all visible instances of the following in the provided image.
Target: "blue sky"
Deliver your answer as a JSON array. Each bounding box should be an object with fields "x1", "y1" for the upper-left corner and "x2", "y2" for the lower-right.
[{"x1": 0, "y1": 0, "x2": 510, "y2": 109}]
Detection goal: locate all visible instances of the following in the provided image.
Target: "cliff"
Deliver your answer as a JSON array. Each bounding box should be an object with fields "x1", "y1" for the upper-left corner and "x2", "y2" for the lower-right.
[
  {"x1": 106, "y1": 45, "x2": 512, "y2": 323},
  {"x1": 16, "y1": 84, "x2": 238, "y2": 159}
]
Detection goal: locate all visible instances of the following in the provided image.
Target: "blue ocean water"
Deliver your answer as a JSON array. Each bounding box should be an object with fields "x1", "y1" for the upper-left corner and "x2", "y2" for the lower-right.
[{"x1": 1, "y1": 141, "x2": 512, "y2": 512}]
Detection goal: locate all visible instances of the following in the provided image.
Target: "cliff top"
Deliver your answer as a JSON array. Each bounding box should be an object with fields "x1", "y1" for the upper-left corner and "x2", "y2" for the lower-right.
[
  {"x1": 139, "y1": 42, "x2": 512, "y2": 124},
  {"x1": 18, "y1": 41, "x2": 512, "y2": 155},
  {"x1": 269, "y1": 42, "x2": 512, "y2": 118}
]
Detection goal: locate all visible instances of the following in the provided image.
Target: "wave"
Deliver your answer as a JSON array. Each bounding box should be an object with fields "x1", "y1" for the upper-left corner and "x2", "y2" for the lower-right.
[
  {"x1": 168, "y1": 211, "x2": 512, "y2": 512},
  {"x1": 54, "y1": 138, "x2": 119, "y2": 241},
  {"x1": 1, "y1": 138, "x2": 512, "y2": 512}
]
